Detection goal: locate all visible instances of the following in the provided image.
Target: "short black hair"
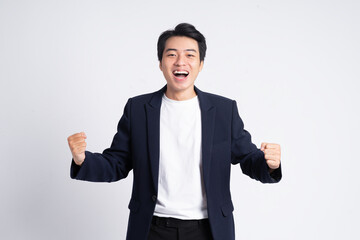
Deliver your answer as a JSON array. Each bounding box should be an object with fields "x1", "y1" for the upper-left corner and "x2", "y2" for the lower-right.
[{"x1": 157, "y1": 23, "x2": 207, "y2": 62}]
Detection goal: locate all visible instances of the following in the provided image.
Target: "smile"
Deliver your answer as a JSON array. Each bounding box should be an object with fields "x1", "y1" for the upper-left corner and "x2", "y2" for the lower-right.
[{"x1": 173, "y1": 70, "x2": 189, "y2": 80}]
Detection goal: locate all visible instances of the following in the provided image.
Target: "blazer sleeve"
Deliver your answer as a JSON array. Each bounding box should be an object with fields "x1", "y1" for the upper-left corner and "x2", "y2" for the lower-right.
[
  {"x1": 70, "y1": 98, "x2": 133, "y2": 182},
  {"x1": 230, "y1": 100, "x2": 281, "y2": 183}
]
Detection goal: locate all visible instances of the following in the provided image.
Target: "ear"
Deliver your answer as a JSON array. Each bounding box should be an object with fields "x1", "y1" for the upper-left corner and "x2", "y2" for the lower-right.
[
  {"x1": 199, "y1": 61, "x2": 204, "y2": 72},
  {"x1": 159, "y1": 61, "x2": 163, "y2": 71}
]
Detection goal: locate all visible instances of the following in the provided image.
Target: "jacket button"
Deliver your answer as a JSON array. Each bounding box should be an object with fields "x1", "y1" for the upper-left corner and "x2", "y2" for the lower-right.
[{"x1": 152, "y1": 195, "x2": 157, "y2": 202}]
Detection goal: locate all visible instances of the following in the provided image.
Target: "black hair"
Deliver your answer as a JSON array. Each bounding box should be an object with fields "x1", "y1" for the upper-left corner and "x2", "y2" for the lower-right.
[{"x1": 157, "y1": 23, "x2": 207, "y2": 62}]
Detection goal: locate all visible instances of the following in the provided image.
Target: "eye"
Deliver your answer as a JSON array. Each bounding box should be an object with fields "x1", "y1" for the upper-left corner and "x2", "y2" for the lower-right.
[
  {"x1": 187, "y1": 54, "x2": 195, "y2": 57},
  {"x1": 167, "y1": 53, "x2": 176, "y2": 57}
]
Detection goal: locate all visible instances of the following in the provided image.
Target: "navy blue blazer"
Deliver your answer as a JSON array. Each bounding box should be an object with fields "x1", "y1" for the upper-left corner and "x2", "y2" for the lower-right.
[{"x1": 71, "y1": 85, "x2": 282, "y2": 240}]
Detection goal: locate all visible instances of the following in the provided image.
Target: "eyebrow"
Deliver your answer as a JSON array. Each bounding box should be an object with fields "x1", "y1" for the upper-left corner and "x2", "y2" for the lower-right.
[{"x1": 165, "y1": 48, "x2": 197, "y2": 53}]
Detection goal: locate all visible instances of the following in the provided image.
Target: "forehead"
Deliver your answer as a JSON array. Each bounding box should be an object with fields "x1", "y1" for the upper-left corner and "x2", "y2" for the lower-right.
[{"x1": 164, "y1": 36, "x2": 199, "y2": 52}]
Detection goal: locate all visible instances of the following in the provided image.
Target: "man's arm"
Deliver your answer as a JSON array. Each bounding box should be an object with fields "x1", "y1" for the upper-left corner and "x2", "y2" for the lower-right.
[
  {"x1": 230, "y1": 100, "x2": 282, "y2": 183},
  {"x1": 68, "y1": 98, "x2": 133, "y2": 182}
]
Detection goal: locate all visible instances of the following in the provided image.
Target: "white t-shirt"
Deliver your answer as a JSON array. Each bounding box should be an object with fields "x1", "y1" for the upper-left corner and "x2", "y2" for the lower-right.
[{"x1": 153, "y1": 94, "x2": 208, "y2": 220}]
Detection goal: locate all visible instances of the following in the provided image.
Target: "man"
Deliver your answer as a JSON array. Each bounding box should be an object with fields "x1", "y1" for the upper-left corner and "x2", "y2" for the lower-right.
[{"x1": 68, "y1": 23, "x2": 282, "y2": 240}]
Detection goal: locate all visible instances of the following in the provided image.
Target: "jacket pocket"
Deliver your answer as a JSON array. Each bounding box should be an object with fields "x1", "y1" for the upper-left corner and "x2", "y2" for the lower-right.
[
  {"x1": 221, "y1": 200, "x2": 234, "y2": 217},
  {"x1": 128, "y1": 199, "x2": 140, "y2": 213}
]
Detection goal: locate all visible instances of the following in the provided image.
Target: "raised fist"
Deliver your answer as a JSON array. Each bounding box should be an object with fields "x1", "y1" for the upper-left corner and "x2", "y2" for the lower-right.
[
  {"x1": 67, "y1": 132, "x2": 87, "y2": 166},
  {"x1": 260, "y1": 142, "x2": 281, "y2": 170}
]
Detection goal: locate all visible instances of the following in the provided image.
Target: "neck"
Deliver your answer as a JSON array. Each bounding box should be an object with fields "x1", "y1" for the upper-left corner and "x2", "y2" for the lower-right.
[{"x1": 165, "y1": 88, "x2": 197, "y2": 101}]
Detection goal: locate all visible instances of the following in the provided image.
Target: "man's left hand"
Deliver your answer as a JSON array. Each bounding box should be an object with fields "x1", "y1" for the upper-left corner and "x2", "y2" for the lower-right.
[{"x1": 260, "y1": 143, "x2": 281, "y2": 170}]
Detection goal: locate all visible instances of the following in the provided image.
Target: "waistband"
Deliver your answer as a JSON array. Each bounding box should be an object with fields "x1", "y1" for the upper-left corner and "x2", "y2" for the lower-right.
[{"x1": 151, "y1": 216, "x2": 209, "y2": 228}]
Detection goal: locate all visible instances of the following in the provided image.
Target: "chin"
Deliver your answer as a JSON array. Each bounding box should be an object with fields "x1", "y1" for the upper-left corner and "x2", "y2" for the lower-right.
[{"x1": 170, "y1": 81, "x2": 193, "y2": 91}]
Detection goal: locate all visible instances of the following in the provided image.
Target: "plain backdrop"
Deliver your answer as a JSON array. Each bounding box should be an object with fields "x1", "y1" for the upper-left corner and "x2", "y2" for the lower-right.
[{"x1": 1, "y1": 0, "x2": 359, "y2": 239}]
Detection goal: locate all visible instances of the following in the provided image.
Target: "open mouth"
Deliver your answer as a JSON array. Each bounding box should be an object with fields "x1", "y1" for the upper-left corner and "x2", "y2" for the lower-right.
[{"x1": 173, "y1": 70, "x2": 189, "y2": 80}]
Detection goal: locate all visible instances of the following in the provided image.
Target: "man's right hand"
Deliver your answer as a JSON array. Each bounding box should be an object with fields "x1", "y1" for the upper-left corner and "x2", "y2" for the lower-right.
[{"x1": 67, "y1": 132, "x2": 87, "y2": 166}]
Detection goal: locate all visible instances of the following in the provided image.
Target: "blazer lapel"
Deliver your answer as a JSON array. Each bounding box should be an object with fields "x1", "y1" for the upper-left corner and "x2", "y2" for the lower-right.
[
  {"x1": 195, "y1": 86, "x2": 216, "y2": 188},
  {"x1": 145, "y1": 86, "x2": 166, "y2": 193}
]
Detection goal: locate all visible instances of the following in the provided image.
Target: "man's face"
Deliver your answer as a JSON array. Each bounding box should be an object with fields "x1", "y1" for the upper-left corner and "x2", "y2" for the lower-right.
[{"x1": 159, "y1": 36, "x2": 204, "y2": 99}]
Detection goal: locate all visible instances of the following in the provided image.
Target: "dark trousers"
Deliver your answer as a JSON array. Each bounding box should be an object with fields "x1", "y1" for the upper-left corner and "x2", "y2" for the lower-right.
[{"x1": 148, "y1": 216, "x2": 214, "y2": 240}]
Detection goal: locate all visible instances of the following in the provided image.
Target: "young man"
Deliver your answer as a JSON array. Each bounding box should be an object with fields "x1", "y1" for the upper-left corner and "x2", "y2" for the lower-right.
[{"x1": 68, "y1": 23, "x2": 282, "y2": 240}]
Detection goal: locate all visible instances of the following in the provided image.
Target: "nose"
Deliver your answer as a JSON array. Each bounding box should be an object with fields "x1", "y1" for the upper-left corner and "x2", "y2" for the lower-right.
[{"x1": 174, "y1": 54, "x2": 186, "y2": 66}]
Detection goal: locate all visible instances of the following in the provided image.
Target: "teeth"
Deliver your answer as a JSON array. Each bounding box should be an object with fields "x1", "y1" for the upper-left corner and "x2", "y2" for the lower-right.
[{"x1": 174, "y1": 70, "x2": 189, "y2": 75}]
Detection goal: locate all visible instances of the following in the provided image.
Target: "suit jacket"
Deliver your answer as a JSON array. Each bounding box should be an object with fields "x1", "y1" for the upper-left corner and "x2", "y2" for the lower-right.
[{"x1": 71, "y1": 85, "x2": 282, "y2": 240}]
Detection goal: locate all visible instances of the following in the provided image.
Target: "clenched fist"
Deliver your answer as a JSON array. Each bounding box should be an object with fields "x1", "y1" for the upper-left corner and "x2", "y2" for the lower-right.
[
  {"x1": 67, "y1": 132, "x2": 87, "y2": 166},
  {"x1": 260, "y1": 142, "x2": 281, "y2": 171}
]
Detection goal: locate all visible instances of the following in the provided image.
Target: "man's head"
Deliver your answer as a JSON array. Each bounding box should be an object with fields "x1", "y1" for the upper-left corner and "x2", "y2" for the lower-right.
[
  {"x1": 157, "y1": 23, "x2": 207, "y2": 63},
  {"x1": 157, "y1": 23, "x2": 207, "y2": 100}
]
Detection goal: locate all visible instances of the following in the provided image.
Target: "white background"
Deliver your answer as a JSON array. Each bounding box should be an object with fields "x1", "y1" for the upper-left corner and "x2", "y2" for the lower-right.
[{"x1": 1, "y1": 0, "x2": 359, "y2": 239}]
